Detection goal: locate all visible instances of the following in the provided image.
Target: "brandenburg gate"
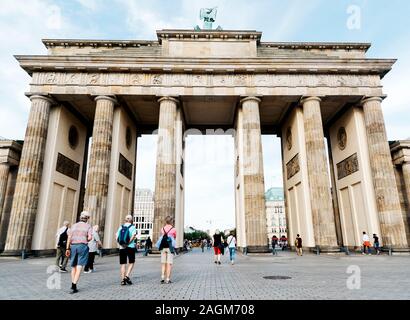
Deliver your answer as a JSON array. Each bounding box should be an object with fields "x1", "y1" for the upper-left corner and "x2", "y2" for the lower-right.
[{"x1": 0, "y1": 28, "x2": 409, "y2": 255}]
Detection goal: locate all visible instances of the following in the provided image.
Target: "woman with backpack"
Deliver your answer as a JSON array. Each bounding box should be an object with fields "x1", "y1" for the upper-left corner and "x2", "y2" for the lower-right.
[{"x1": 155, "y1": 215, "x2": 177, "y2": 284}]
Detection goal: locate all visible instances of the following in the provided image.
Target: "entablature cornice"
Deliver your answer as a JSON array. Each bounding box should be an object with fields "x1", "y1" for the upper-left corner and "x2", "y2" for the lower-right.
[{"x1": 15, "y1": 55, "x2": 395, "y2": 78}]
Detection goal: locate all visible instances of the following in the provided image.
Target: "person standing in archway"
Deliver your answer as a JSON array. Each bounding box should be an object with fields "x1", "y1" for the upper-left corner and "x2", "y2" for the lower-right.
[
  {"x1": 271, "y1": 235, "x2": 278, "y2": 256},
  {"x1": 213, "y1": 229, "x2": 223, "y2": 265},
  {"x1": 156, "y1": 216, "x2": 177, "y2": 284},
  {"x1": 144, "y1": 236, "x2": 152, "y2": 256},
  {"x1": 295, "y1": 234, "x2": 303, "y2": 256}
]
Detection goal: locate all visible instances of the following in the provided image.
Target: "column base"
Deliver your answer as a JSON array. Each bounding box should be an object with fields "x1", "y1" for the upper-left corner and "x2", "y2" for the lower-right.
[
  {"x1": 246, "y1": 245, "x2": 271, "y2": 254},
  {"x1": 0, "y1": 249, "x2": 52, "y2": 258},
  {"x1": 381, "y1": 246, "x2": 410, "y2": 255},
  {"x1": 311, "y1": 246, "x2": 342, "y2": 254}
]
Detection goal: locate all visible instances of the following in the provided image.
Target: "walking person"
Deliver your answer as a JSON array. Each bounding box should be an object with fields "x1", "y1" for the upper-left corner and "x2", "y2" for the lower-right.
[
  {"x1": 226, "y1": 232, "x2": 237, "y2": 265},
  {"x1": 213, "y1": 229, "x2": 224, "y2": 265},
  {"x1": 56, "y1": 221, "x2": 70, "y2": 273},
  {"x1": 65, "y1": 211, "x2": 92, "y2": 294},
  {"x1": 156, "y1": 215, "x2": 177, "y2": 284},
  {"x1": 116, "y1": 215, "x2": 137, "y2": 286},
  {"x1": 144, "y1": 237, "x2": 152, "y2": 256},
  {"x1": 201, "y1": 239, "x2": 206, "y2": 252},
  {"x1": 271, "y1": 235, "x2": 278, "y2": 256},
  {"x1": 362, "y1": 231, "x2": 372, "y2": 255},
  {"x1": 295, "y1": 234, "x2": 303, "y2": 256},
  {"x1": 84, "y1": 225, "x2": 102, "y2": 273},
  {"x1": 373, "y1": 234, "x2": 381, "y2": 255}
]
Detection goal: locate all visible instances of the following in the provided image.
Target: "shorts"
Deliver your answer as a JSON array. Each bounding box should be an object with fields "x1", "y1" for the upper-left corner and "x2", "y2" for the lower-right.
[
  {"x1": 119, "y1": 247, "x2": 136, "y2": 265},
  {"x1": 70, "y1": 243, "x2": 89, "y2": 267},
  {"x1": 160, "y1": 248, "x2": 174, "y2": 264},
  {"x1": 214, "y1": 246, "x2": 221, "y2": 255}
]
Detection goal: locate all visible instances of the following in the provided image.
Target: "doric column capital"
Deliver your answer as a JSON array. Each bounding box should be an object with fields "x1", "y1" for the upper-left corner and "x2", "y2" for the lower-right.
[
  {"x1": 240, "y1": 96, "x2": 261, "y2": 104},
  {"x1": 27, "y1": 93, "x2": 56, "y2": 105},
  {"x1": 300, "y1": 96, "x2": 322, "y2": 104},
  {"x1": 94, "y1": 95, "x2": 118, "y2": 105},
  {"x1": 157, "y1": 96, "x2": 179, "y2": 105},
  {"x1": 361, "y1": 96, "x2": 385, "y2": 105}
]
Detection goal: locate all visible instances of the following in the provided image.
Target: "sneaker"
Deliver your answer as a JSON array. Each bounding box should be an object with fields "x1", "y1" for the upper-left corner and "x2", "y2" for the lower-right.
[
  {"x1": 69, "y1": 288, "x2": 78, "y2": 294},
  {"x1": 124, "y1": 276, "x2": 133, "y2": 285},
  {"x1": 218, "y1": 261, "x2": 221, "y2": 265},
  {"x1": 160, "y1": 279, "x2": 165, "y2": 284},
  {"x1": 231, "y1": 261, "x2": 234, "y2": 265},
  {"x1": 121, "y1": 279, "x2": 127, "y2": 286},
  {"x1": 165, "y1": 279, "x2": 172, "y2": 284},
  {"x1": 84, "y1": 270, "x2": 92, "y2": 274},
  {"x1": 59, "y1": 268, "x2": 68, "y2": 273},
  {"x1": 214, "y1": 261, "x2": 217, "y2": 264}
]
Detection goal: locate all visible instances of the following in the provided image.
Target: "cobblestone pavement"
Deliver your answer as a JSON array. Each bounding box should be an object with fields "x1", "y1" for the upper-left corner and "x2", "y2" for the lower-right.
[{"x1": 0, "y1": 248, "x2": 409, "y2": 300}]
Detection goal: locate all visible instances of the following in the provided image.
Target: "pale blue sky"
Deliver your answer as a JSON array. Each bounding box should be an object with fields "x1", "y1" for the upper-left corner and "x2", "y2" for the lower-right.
[{"x1": 0, "y1": 0, "x2": 409, "y2": 231}]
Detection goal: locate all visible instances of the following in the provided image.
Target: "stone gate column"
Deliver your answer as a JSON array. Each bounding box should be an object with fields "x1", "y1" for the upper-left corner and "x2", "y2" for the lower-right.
[
  {"x1": 301, "y1": 96, "x2": 338, "y2": 250},
  {"x1": 362, "y1": 97, "x2": 408, "y2": 248},
  {"x1": 83, "y1": 95, "x2": 116, "y2": 238},
  {"x1": 153, "y1": 97, "x2": 178, "y2": 244},
  {"x1": 0, "y1": 163, "x2": 10, "y2": 224},
  {"x1": 240, "y1": 96, "x2": 268, "y2": 252},
  {"x1": 402, "y1": 162, "x2": 410, "y2": 214},
  {"x1": 4, "y1": 94, "x2": 54, "y2": 253}
]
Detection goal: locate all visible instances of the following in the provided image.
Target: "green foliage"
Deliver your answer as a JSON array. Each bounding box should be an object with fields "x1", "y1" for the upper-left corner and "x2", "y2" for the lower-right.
[{"x1": 184, "y1": 230, "x2": 210, "y2": 241}]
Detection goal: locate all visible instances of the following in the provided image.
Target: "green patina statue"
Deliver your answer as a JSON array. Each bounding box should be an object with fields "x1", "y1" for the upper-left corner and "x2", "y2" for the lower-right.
[{"x1": 195, "y1": 7, "x2": 222, "y2": 31}]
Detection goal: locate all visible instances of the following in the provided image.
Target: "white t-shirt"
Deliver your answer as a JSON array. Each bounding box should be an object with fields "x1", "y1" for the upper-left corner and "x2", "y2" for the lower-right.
[
  {"x1": 227, "y1": 235, "x2": 236, "y2": 248},
  {"x1": 363, "y1": 234, "x2": 370, "y2": 242}
]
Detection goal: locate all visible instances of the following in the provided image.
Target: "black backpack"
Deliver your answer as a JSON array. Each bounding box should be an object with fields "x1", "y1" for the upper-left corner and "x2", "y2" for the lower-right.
[
  {"x1": 159, "y1": 227, "x2": 173, "y2": 250},
  {"x1": 58, "y1": 227, "x2": 68, "y2": 247}
]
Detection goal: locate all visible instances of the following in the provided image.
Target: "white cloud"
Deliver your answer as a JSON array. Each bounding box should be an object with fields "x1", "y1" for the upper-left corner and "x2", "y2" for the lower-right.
[
  {"x1": 75, "y1": 0, "x2": 99, "y2": 11},
  {"x1": 115, "y1": 0, "x2": 192, "y2": 39},
  {"x1": 0, "y1": 0, "x2": 81, "y2": 139}
]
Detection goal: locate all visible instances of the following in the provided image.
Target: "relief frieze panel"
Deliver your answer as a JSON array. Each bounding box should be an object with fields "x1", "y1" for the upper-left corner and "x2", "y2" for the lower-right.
[
  {"x1": 32, "y1": 72, "x2": 380, "y2": 88},
  {"x1": 286, "y1": 153, "x2": 300, "y2": 180},
  {"x1": 337, "y1": 153, "x2": 359, "y2": 180},
  {"x1": 56, "y1": 152, "x2": 80, "y2": 180},
  {"x1": 118, "y1": 153, "x2": 133, "y2": 180}
]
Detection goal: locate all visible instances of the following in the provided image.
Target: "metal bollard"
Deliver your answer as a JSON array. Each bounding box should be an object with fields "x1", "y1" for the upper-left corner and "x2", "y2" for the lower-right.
[
  {"x1": 389, "y1": 246, "x2": 392, "y2": 256},
  {"x1": 316, "y1": 245, "x2": 320, "y2": 255},
  {"x1": 21, "y1": 250, "x2": 25, "y2": 260}
]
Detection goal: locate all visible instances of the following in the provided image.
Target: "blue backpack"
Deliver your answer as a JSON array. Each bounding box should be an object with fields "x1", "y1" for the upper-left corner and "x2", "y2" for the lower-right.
[{"x1": 117, "y1": 224, "x2": 132, "y2": 246}]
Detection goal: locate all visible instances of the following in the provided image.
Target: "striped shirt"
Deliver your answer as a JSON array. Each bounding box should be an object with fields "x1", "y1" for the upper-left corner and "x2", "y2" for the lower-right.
[{"x1": 68, "y1": 221, "x2": 92, "y2": 245}]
